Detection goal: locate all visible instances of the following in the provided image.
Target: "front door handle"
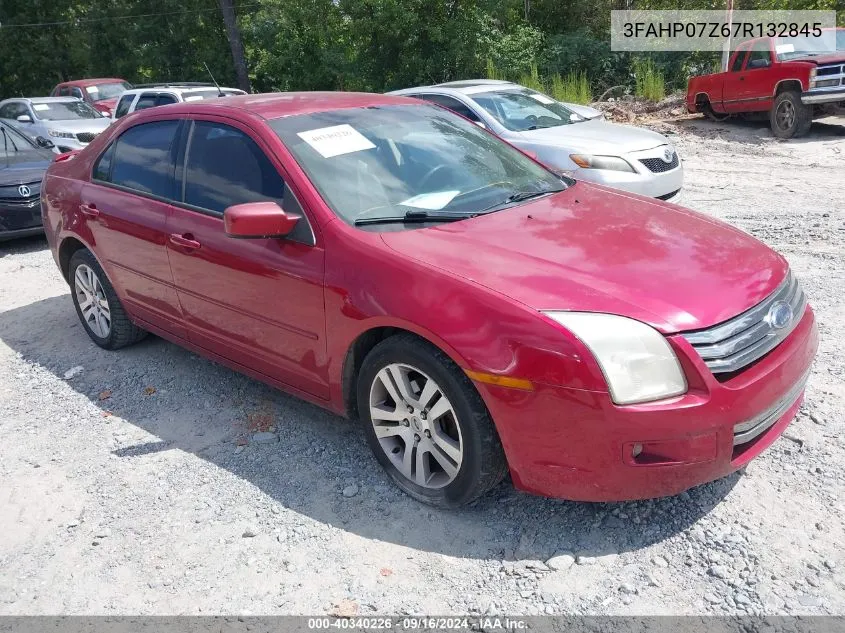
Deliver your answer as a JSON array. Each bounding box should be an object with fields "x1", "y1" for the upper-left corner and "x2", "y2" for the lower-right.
[
  {"x1": 79, "y1": 203, "x2": 99, "y2": 217},
  {"x1": 169, "y1": 233, "x2": 201, "y2": 249}
]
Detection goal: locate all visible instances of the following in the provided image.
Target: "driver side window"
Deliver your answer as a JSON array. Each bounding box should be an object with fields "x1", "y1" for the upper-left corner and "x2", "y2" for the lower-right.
[
  {"x1": 420, "y1": 94, "x2": 482, "y2": 123},
  {"x1": 731, "y1": 47, "x2": 749, "y2": 72}
]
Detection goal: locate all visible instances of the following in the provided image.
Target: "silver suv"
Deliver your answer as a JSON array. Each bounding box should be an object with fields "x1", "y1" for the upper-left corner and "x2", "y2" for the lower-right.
[{"x1": 113, "y1": 83, "x2": 246, "y2": 119}]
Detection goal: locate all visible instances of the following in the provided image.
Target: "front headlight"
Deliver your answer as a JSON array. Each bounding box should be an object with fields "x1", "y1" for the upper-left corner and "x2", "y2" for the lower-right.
[
  {"x1": 543, "y1": 311, "x2": 687, "y2": 405},
  {"x1": 569, "y1": 154, "x2": 636, "y2": 173},
  {"x1": 47, "y1": 129, "x2": 75, "y2": 139}
]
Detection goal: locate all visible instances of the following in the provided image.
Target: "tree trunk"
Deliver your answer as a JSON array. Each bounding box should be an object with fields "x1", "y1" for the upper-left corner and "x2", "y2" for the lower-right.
[{"x1": 217, "y1": 0, "x2": 252, "y2": 93}]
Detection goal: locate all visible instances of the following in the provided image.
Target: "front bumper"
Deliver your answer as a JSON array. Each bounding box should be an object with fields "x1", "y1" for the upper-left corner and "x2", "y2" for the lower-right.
[
  {"x1": 476, "y1": 306, "x2": 818, "y2": 502},
  {"x1": 572, "y1": 145, "x2": 684, "y2": 200},
  {"x1": 802, "y1": 89, "x2": 845, "y2": 105},
  {"x1": 0, "y1": 197, "x2": 43, "y2": 242}
]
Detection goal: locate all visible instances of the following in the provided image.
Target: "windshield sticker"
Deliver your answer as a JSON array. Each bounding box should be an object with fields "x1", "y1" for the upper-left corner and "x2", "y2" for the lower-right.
[
  {"x1": 775, "y1": 43, "x2": 795, "y2": 54},
  {"x1": 85, "y1": 86, "x2": 99, "y2": 93},
  {"x1": 297, "y1": 124, "x2": 376, "y2": 158},
  {"x1": 399, "y1": 190, "x2": 460, "y2": 210},
  {"x1": 32, "y1": 104, "x2": 50, "y2": 111},
  {"x1": 529, "y1": 93, "x2": 555, "y2": 105}
]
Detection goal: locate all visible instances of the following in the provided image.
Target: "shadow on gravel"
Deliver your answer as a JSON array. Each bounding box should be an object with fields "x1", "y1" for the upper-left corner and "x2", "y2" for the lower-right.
[
  {"x1": 0, "y1": 295, "x2": 740, "y2": 562},
  {"x1": 665, "y1": 115, "x2": 845, "y2": 144},
  {"x1": 0, "y1": 234, "x2": 48, "y2": 257}
]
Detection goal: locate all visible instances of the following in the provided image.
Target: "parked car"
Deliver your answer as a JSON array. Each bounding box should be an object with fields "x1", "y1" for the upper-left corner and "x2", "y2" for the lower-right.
[
  {"x1": 50, "y1": 78, "x2": 132, "y2": 117},
  {"x1": 687, "y1": 29, "x2": 845, "y2": 138},
  {"x1": 112, "y1": 83, "x2": 247, "y2": 120},
  {"x1": 0, "y1": 97, "x2": 112, "y2": 153},
  {"x1": 389, "y1": 80, "x2": 683, "y2": 201},
  {"x1": 42, "y1": 93, "x2": 817, "y2": 507},
  {"x1": 1, "y1": 121, "x2": 54, "y2": 241}
]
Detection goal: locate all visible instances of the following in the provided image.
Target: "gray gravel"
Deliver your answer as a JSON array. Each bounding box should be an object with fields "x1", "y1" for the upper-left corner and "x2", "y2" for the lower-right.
[{"x1": 0, "y1": 115, "x2": 843, "y2": 615}]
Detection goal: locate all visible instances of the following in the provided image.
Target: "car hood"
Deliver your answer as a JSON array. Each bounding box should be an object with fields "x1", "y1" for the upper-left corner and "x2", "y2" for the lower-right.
[
  {"x1": 380, "y1": 183, "x2": 787, "y2": 334},
  {"x1": 0, "y1": 151, "x2": 52, "y2": 184},
  {"x1": 512, "y1": 119, "x2": 670, "y2": 154},
  {"x1": 42, "y1": 118, "x2": 111, "y2": 134},
  {"x1": 793, "y1": 53, "x2": 845, "y2": 65}
]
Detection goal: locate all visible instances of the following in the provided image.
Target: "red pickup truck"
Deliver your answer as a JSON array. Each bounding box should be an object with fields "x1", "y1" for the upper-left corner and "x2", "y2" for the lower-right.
[{"x1": 687, "y1": 30, "x2": 845, "y2": 138}]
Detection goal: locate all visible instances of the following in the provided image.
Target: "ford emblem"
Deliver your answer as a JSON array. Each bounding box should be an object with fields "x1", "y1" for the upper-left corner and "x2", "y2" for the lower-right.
[{"x1": 765, "y1": 301, "x2": 793, "y2": 330}]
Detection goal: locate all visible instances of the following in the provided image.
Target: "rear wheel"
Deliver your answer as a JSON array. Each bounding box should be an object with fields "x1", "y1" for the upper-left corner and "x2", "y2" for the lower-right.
[
  {"x1": 357, "y1": 334, "x2": 508, "y2": 507},
  {"x1": 770, "y1": 91, "x2": 812, "y2": 139},
  {"x1": 69, "y1": 249, "x2": 146, "y2": 350}
]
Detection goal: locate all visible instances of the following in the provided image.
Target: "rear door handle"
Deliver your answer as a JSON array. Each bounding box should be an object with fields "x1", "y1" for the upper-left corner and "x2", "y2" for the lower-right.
[
  {"x1": 169, "y1": 233, "x2": 201, "y2": 249},
  {"x1": 79, "y1": 203, "x2": 99, "y2": 217}
]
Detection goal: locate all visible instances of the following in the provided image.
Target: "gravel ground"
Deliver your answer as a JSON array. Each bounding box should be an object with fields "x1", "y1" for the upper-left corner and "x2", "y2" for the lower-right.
[{"x1": 0, "y1": 115, "x2": 843, "y2": 616}]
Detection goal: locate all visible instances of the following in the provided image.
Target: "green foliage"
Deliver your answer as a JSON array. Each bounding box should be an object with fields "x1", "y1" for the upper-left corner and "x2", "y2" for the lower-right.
[
  {"x1": 550, "y1": 72, "x2": 592, "y2": 105},
  {"x1": 633, "y1": 59, "x2": 666, "y2": 102},
  {"x1": 517, "y1": 63, "x2": 545, "y2": 93}
]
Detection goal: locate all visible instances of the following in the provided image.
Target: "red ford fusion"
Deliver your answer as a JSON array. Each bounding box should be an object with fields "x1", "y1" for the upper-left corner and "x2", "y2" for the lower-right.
[{"x1": 41, "y1": 93, "x2": 818, "y2": 507}]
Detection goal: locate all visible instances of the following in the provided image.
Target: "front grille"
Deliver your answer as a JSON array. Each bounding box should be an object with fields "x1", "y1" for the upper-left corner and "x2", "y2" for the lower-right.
[
  {"x1": 640, "y1": 152, "x2": 679, "y2": 173},
  {"x1": 0, "y1": 182, "x2": 40, "y2": 207},
  {"x1": 76, "y1": 132, "x2": 97, "y2": 143},
  {"x1": 733, "y1": 371, "x2": 809, "y2": 446},
  {"x1": 681, "y1": 271, "x2": 806, "y2": 376}
]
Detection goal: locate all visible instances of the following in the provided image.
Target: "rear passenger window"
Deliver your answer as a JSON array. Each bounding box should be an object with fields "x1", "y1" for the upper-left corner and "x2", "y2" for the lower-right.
[
  {"x1": 156, "y1": 94, "x2": 178, "y2": 106},
  {"x1": 184, "y1": 121, "x2": 286, "y2": 214},
  {"x1": 114, "y1": 95, "x2": 133, "y2": 119},
  {"x1": 135, "y1": 93, "x2": 158, "y2": 111},
  {"x1": 109, "y1": 120, "x2": 179, "y2": 198}
]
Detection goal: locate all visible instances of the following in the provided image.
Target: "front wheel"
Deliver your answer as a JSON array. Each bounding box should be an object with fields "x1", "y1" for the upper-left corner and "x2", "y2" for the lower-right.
[
  {"x1": 357, "y1": 334, "x2": 508, "y2": 507},
  {"x1": 770, "y1": 91, "x2": 812, "y2": 139}
]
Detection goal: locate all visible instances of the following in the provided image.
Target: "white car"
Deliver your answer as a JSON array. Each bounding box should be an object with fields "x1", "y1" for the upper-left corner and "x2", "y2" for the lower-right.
[
  {"x1": 0, "y1": 97, "x2": 111, "y2": 153},
  {"x1": 113, "y1": 83, "x2": 246, "y2": 119},
  {"x1": 390, "y1": 80, "x2": 682, "y2": 201}
]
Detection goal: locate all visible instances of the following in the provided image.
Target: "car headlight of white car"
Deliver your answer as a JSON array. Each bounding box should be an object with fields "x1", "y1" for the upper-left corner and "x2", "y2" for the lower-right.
[
  {"x1": 544, "y1": 311, "x2": 687, "y2": 405},
  {"x1": 569, "y1": 154, "x2": 636, "y2": 173},
  {"x1": 48, "y1": 130, "x2": 76, "y2": 139}
]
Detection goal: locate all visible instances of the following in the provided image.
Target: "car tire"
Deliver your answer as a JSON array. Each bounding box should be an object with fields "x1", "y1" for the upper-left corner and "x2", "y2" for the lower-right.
[
  {"x1": 770, "y1": 91, "x2": 812, "y2": 139},
  {"x1": 69, "y1": 249, "x2": 147, "y2": 350},
  {"x1": 357, "y1": 334, "x2": 508, "y2": 508}
]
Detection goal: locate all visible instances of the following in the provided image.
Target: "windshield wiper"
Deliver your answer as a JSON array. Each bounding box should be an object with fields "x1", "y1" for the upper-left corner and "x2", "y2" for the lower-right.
[
  {"x1": 476, "y1": 186, "x2": 567, "y2": 214},
  {"x1": 354, "y1": 209, "x2": 478, "y2": 226}
]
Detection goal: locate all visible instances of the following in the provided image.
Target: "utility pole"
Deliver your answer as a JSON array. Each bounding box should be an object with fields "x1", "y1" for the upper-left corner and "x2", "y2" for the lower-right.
[
  {"x1": 721, "y1": 0, "x2": 735, "y2": 71},
  {"x1": 217, "y1": 0, "x2": 252, "y2": 93}
]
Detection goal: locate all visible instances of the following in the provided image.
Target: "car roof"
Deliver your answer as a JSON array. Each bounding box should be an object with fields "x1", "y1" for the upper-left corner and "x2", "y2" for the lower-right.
[
  {"x1": 121, "y1": 85, "x2": 242, "y2": 96},
  {"x1": 391, "y1": 81, "x2": 523, "y2": 97},
  {"x1": 1, "y1": 96, "x2": 81, "y2": 104},
  {"x1": 129, "y1": 91, "x2": 424, "y2": 121},
  {"x1": 58, "y1": 78, "x2": 128, "y2": 87}
]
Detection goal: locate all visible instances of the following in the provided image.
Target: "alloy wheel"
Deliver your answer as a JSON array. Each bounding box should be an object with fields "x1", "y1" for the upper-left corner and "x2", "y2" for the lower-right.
[
  {"x1": 776, "y1": 100, "x2": 795, "y2": 131},
  {"x1": 74, "y1": 264, "x2": 111, "y2": 338},
  {"x1": 368, "y1": 363, "x2": 463, "y2": 489}
]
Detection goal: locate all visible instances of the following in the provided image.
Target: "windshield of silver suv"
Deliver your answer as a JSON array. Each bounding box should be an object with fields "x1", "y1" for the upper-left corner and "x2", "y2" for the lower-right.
[
  {"x1": 34, "y1": 101, "x2": 103, "y2": 120},
  {"x1": 471, "y1": 89, "x2": 583, "y2": 132},
  {"x1": 271, "y1": 104, "x2": 566, "y2": 227}
]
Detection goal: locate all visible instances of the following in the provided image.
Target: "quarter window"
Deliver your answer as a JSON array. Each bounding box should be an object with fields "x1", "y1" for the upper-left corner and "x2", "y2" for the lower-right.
[
  {"x1": 109, "y1": 120, "x2": 179, "y2": 198},
  {"x1": 135, "y1": 93, "x2": 158, "y2": 111},
  {"x1": 156, "y1": 94, "x2": 178, "y2": 106},
  {"x1": 93, "y1": 143, "x2": 116, "y2": 181}
]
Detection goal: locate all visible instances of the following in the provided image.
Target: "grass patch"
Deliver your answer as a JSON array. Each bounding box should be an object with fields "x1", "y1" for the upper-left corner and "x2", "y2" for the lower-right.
[
  {"x1": 550, "y1": 71, "x2": 592, "y2": 104},
  {"x1": 633, "y1": 59, "x2": 665, "y2": 101}
]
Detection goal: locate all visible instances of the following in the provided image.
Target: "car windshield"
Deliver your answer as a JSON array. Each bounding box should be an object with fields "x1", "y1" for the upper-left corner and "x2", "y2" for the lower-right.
[
  {"x1": 270, "y1": 104, "x2": 566, "y2": 227},
  {"x1": 86, "y1": 82, "x2": 131, "y2": 101},
  {"x1": 471, "y1": 89, "x2": 583, "y2": 132},
  {"x1": 32, "y1": 101, "x2": 102, "y2": 121},
  {"x1": 181, "y1": 89, "x2": 245, "y2": 102},
  {"x1": 0, "y1": 122, "x2": 39, "y2": 153},
  {"x1": 775, "y1": 30, "x2": 843, "y2": 60}
]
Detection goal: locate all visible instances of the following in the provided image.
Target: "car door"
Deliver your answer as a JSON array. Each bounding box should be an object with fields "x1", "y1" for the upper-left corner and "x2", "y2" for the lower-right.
[
  {"x1": 738, "y1": 38, "x2": 776, "y2": 111},
  {"x1": 81, "y1": 118, "x2": 187, "y2": 338},
  {"x1": 723, "y1": 43, "x2": 751, "y2": 112},
  {"x1": 165, "y1": 117, "x2": 328, "y2": 399}
]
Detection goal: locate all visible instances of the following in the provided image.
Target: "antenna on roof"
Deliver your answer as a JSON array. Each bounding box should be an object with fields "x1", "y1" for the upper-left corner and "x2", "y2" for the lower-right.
[{"x1": 203, "y1": 62, "x2": 225, "y2": 98}]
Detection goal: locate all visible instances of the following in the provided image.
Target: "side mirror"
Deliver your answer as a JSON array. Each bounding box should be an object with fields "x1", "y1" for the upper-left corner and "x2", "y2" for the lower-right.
[
  {"x1": 36, "y1": 136, "x2": 55, "y2": 149},
  {"x1": 747, "y1": 58, "x2": 770, "y2": 69},
  {"x1": 16, "y1": 114, "x2": 32, "y2": 124},
  {"x1": 224, "y1": 201, "x2": 300, "y2": 238}
]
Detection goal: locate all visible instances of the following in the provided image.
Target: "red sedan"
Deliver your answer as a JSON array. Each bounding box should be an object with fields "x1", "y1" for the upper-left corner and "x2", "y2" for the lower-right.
[{"x1": 41, "y1": 93, "x2": 818, "y2": 507}]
